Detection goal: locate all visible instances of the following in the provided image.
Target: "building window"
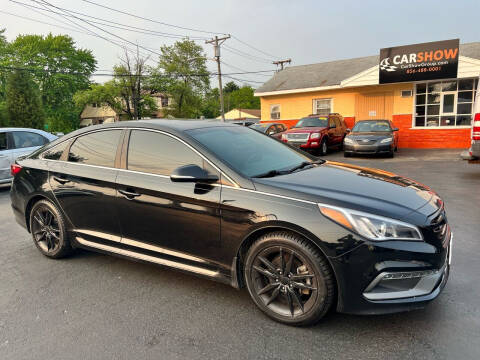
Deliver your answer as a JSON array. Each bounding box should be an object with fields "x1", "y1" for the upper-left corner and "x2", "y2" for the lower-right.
[
  {"x1": 270, "y1": 104, "x2": 281, "y2": 119},
  {"x1": 161, "y1": 96, "x2": 169, "y2": 108},
  {"x1": 414, "y1": 78, "x2": 478, "y2": 127},
  {"x1": 401, "y1": 90, "x2": 413, "y2": 97},
  {"x1": 313, "y1": 99, "x2": 332, "y2": 116}
]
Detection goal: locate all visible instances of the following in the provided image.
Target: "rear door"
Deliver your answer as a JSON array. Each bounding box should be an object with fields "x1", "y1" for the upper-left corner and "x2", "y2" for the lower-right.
[
  {"x1": 327, "y1": 116, "x2": 338, "y2": 145},
  {"x1": 48, "y1": 129, "x2": 124, "y2": 243},
  {"x1": 0, "y1": 131, "x2": 14, "y2": 183},
  {"x1": 115, "y1": 129, "x2": 222, "y2": 263}
]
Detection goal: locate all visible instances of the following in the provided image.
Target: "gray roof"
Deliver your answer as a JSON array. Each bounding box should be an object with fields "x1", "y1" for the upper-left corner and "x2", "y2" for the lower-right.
[{"x1": 256, "y1": 42, "x2": 480, "y2": 94}]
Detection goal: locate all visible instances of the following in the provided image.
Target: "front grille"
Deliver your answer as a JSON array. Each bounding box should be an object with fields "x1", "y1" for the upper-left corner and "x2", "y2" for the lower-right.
[
  {"x1": 286, "y1": 133, "x2": 309, "y2": 142},
  {"x1": 356, "y1": 139, "x2": 377, "y2": 145}
]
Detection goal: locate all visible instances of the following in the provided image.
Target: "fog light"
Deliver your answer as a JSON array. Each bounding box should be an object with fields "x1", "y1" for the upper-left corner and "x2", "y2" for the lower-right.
[{"x1": 311, "y1": 141, "x2": 318, "y2": 146}]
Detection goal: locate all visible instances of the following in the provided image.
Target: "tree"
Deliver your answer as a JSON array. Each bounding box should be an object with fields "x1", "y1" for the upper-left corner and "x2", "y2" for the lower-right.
[
  {"x1": 74, "y1": 49, "x2": 157, "y2": 120},
  {"x1": 4, "y1": 33, "x2": 96, "y2": 132},
  {"x1": 227, "y1": 86, "x2": 260, "y2": 110},
  {"x1": 223, "y1": 81, "x2": 239, "y2": 94},
  {"x1": 201, "y1": 88, "x2": 220, "y2": 118},
  {"x1": 149, "y1": 39, "x2": 210, "y2": 118},
  {"x1": 5, "y1": 70, "x2": 44, "y2": 128}
]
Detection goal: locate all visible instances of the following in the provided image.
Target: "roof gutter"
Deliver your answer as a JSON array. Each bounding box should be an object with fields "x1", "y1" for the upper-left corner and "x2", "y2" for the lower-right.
[{"x1": 254, "y1": 84, "x2": 341, "y2": 97}]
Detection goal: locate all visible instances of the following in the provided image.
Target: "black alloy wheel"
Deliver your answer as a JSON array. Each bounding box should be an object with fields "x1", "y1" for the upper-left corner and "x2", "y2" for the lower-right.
[
  {"x1": 245, "y1": 232, "x2": 335, "y2": 326},
  {"x1": 30, "y1": 200, "x2": 72, "y2": 258}
]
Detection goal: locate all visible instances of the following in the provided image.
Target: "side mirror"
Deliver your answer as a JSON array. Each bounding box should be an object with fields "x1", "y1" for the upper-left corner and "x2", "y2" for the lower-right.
[
  {"x1": 346, "y1": 128, "x2": 351, "y2": 133},
  {"x1": 393, "y1": 128, "x2": 399, "y2": 131},
  {"x1": 170, "y1": 164, "x2": 219, "y2": 183}
]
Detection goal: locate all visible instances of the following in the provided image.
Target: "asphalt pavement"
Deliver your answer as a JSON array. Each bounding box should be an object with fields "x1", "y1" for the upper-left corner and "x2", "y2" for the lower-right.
[{"x1": 0, "y1": 148, "x2": 479, "y2": 360}]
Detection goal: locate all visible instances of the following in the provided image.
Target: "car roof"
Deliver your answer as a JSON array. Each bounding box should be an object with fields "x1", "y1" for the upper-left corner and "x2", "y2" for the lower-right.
[
  {"x1": 0, "y1": 127, "x2": 57, "y2": 139},
  {"x1": 356, "y1": 119, "x2": 390, "y2": 122}
]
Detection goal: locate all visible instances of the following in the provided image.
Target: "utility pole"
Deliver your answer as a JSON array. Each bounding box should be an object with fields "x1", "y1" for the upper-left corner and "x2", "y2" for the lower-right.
[
  {"x1": 206, "y1": 35, "x2": 230, "y2": 121},
  {"x1": 273, "y1": 59, "x2": 292, "y2": 71}
]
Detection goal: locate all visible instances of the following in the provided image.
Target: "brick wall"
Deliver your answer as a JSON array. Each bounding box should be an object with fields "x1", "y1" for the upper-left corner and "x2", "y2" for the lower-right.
[{"x1": 392, "y1": 114, "x2": 471, "y2": 149}]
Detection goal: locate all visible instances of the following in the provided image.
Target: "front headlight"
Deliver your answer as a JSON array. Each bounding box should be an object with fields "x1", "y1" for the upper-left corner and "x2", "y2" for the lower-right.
[
  {"x1": 380, "y1": 137, "x2": 393, "y2": 143},
  {"x1": 310, "y1": 133, "x2": 320, "y2": 139},
  {"x1": 344, "y1": 137, "x2": 354, "y2": 144},
  {"x1": 318, "y1": 204, "x2": 423, "y2": 241}
]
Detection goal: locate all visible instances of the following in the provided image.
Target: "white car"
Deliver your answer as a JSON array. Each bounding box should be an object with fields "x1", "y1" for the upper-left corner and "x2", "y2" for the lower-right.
[
  {"x1": 470, "y1": 77, "x2": 480, "y2": 161},
  {"x1": 0, "y1": 128, "x2": 57, "y2": 184}
]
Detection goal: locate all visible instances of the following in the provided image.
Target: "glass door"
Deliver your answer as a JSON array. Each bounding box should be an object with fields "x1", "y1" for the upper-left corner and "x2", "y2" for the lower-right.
[{"x1": 440, "y1": 91, "x2": 456, "y2": 126}]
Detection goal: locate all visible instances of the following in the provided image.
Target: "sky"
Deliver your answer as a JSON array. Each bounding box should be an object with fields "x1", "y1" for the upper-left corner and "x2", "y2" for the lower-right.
[{"x1": 1, "y1": 0, "x2": 479, "y2": 87}]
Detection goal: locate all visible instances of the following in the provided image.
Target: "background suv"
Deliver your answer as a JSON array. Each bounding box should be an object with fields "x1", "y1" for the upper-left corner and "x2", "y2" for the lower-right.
[{"x1": 281, "y1": 114, "x2": 347, "y2": 155}]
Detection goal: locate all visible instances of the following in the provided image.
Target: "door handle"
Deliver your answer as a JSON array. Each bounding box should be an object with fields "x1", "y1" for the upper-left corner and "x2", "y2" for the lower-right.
[
  {"x1": 119, "y1": 189, "x2": 141, "y2": 199},
  {"x1": 53, "y1": 176, "x2": 70, "y2": 184}
]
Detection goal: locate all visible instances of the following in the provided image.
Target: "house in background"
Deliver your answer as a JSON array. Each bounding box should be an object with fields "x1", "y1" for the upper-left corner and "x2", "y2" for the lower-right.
[
  {"x1": 216, "y1": 108, "x2": 261, "y2": 120},
  {"x1": 255, "y1": 42, "x2": 480, "y2": 149},
  {"x1": 79, "y1": 93, "x2": 171, "y2": 127}
]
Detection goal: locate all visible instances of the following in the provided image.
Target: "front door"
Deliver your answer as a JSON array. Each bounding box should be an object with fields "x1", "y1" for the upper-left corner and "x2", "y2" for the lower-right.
[
  {"x1": 49, "y1": 129, "x2": 124, "y2": 243},
  {"x1": 440, "y1": 91, "x2": 456, "y2": 126},
  {"x1": 115, "y1": 129, "x2": 221, "y2": 265}
]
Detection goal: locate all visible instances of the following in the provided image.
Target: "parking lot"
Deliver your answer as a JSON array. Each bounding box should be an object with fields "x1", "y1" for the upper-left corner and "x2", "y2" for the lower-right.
[{"x1": 0, "y1": 149, "x2": 479, "y2": 360}]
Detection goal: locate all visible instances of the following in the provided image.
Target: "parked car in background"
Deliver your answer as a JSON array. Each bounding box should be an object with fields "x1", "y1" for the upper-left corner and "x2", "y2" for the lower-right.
[
  {"x1": 0, "y1": 128, "x2": 57, "y2": 184},
  {"x1": 468, "y1": 77, "x2": 480, "y2": 163},
  {"x1": 281, "y1": 114, "x2": 347, "y2": 155},
  {"x1": 10, "y1": 120, "x2": 451, "y2": 326},
  {"x1": 224, "y1": 119, "x2": 259, "y2": 127},
  {"x1": 343, "y1": 120, "x2": 399, "y2": 158},
  {"x1": 249, "y1": 122, "x2": 287, "y2": 139}
]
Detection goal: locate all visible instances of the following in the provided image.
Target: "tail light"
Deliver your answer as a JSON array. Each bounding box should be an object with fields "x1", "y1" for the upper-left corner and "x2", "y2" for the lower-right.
[
  {"x1": 281, "y1": 134, "x2": 287, "y2": 141},
  {"x1": 473, "y1": 114, "x2": 480, "y2": 140},
  {"x1": 11, "y1": 164, "x2": 22, "y2": 176}
]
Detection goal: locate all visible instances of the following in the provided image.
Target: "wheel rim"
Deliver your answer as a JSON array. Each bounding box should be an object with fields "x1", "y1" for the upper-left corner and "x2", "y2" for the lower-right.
[
  {"x1": 322, "y1": 142, "x2": 327, "y2": 154},
  {"x1": 31, "y1": 206, "x2": 61, "y2": 253},
  {"x1": 250, "y1": 246, "x2": 324, "y2": 318}
]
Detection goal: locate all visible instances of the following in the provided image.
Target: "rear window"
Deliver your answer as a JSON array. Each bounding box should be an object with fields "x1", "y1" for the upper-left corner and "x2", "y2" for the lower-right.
[
  {"x1": 294, "y1": 117, "x2": 328, "y2": 128},
  {"x1": 68, "y1": 130, "x2": 122, "y2": 167}
]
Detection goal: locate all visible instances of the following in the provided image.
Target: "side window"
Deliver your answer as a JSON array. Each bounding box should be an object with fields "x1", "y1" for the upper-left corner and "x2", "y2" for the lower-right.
[
  {"x1": 328, "y1": 117, "x2": 336, "y2": 128},
  {"x1": 127, "y1": 130, "x2": 203, "y2": 176},
  {"x1": 12, "y1": 131, "x2": 48, "y2": 149},
  {"x1": 0, "y1": 133, "x2": 7, "y2": 151},
  {"x1": 68, "y1": 130, "x2": 122, "y2": 167},
  {"x1": 42, "y1": 141, "x2": 69, "y2": 160},
  {"x1": 275, "y1": 124, "x2": 284, "y2": 133}
]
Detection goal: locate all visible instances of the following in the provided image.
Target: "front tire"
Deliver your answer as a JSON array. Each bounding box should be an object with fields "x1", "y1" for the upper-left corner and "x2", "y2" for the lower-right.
[
  {"x1": 244, "y1": 232, "x2": 335, "y2": 326},
  {"x1": 29, "y1": 199, "x2": 73, "y2": 259},
  {"x1": 319, "y1": 139, "x2": 328, "y2": 156}
]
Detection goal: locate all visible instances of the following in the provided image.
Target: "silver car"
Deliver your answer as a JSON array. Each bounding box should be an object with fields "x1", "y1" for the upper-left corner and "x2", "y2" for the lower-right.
[{"x1": 0, "y1": 128, "x2": 57, "y2": 184}]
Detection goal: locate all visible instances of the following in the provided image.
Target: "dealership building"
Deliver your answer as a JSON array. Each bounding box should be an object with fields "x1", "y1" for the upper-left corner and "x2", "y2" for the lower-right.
[{"x1": 255, "y1": 41, "x2": 480, "y2": 148}]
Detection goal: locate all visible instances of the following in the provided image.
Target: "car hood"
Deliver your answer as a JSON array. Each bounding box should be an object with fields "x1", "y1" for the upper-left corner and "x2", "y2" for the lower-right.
[
  {"x1": 286, "y1": 127, "x2": 327, "y2": 133},
  {"x1": 252, "y1": 161, "x2": 442, "y2": 224}
]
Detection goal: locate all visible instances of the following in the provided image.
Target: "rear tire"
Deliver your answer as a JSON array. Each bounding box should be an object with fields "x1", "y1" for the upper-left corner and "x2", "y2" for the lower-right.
[
  {"x1": 29, "y1": 199, "x2": 73, "y2": 259},
  {"x1": 244, "y1": 231, "x2": 335, "y2": 326}
]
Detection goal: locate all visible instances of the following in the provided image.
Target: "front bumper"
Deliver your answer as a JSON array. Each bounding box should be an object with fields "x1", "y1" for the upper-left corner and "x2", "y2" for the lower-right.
[
  {"x1": 344, "y1": 142, "x2": 393, "y2": 154},
  {"x1": 330, "y1": 230, "x2": 451, "y2": 315}
]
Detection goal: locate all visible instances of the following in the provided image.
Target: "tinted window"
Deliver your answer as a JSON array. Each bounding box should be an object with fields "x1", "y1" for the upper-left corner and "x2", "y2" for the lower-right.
[
  {"x1": 0, "y1": 133, "x2": 7, "y2": 151},
  {"x1": 68, "y1": 130, "x2": 121, "y2": 167},
  {"x1": 188, "y1": 126, "x2": 312, "y2": 178},
  {"x1": 294, "y1": 117, "x2": 328, "y2": 128},
  {"x1": 127, "y1": 130, "x2": 203, "y2": 176},
  {"x1": 42, "y1": 141, "x2": 69, "y2": 160},
  {"x1": 12, "y1": 131, "x2": 47, "y2": 149}
]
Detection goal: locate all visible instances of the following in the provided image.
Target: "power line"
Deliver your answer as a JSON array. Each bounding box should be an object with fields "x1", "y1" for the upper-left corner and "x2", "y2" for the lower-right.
[
  {"x1": 221, "y1": 61, "x2": 273, "y2": 77},
  {"x1": 223, "y1": 45, "x2": 273, "y2": 64},
  {"x1": 11, "y1": 0, "x2": 207, "y2": 40},
  {"x1": 231, "y1": 35, "x2": 280, "y2": 60},
  {"x1": 32, "y1": 0, "x2": 162, "y2": 57},
  {"x1": 79, "y1": 0, "x2": 226, "y2": 36}
]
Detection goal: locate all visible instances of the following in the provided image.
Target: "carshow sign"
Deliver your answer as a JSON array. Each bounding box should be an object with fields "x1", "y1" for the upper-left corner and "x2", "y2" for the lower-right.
[{"x1": 379, "y1": 39, "x2": 459, "y2": 84}]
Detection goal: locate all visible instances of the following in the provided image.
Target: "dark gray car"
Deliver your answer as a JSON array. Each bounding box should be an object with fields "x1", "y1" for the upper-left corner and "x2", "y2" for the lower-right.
[{"x1": 343, "y1": 120, "x2": 399, "y2": 158}]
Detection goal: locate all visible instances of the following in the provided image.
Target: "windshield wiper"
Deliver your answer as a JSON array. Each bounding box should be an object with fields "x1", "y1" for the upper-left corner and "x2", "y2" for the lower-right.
[
  {"x1": 252, "y1": 169, "x2": 286, "y2": 178},
  {"x1": 285, "y1": 160, "x2": 324, "y2": 174}
]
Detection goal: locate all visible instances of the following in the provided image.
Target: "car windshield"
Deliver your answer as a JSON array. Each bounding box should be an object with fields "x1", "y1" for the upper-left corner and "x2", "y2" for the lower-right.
[
  {"x1": 353, "y1": 121, "x2": 391, "y2": 132},
  {"x1": 188, "y1": 126, "x2": 313, "y2": 178},
  {"x1": 294, "y1": 117, "x2": 328, "y2": 128}
]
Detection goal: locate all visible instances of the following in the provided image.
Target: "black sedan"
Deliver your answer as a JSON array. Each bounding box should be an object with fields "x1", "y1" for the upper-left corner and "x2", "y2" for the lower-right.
[
  {"x1": 344, "y1": 120, "x2": 399, "y2": 157},
  {"x1": 10, "y1": 120, "x2": 451, "y2": 326}
]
